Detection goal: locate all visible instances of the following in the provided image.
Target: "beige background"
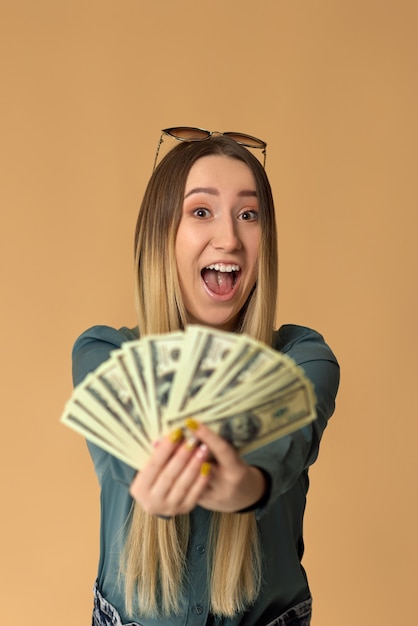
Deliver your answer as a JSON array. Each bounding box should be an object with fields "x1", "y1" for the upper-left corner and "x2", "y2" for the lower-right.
[{"x1": 1, "y1": 1, "x2": 417, "y2": 624}]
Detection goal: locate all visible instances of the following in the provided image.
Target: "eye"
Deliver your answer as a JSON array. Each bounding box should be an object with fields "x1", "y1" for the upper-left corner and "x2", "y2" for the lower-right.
[
  {"x1": 238, "y1": 209, "x2": 259, "y2": 221},
  {"x1": 193, "y1": 207, "x2": 211, "y2": 218}
]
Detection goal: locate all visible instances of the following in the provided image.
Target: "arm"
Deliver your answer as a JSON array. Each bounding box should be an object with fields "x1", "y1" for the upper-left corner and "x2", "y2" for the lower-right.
[
  {"x1": 72, "y1": 324, "x2": 263, "y2": 512},
  {"x1": 129, "y1": 422, "x2": 267, "y2": 515},
  {"x1": 72, "y1": 324, "x2": 138, "y2": 486},
  {"x1": 129, "y1": 327, "x2": 340, "y2": 517},
  {"x1": 72, "y1": 324, "x2": 339, "y2": 516},
  {"x1": 241, "y1": 327, "x2": 341, "y2": 516}
]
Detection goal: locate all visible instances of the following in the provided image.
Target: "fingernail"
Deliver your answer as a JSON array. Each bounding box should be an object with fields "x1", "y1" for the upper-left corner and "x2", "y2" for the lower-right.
[
  {"x1": 196, "y1": 443, "x2": 208, "y2": 459},
  {"x1": 169, "y1": 428, "x2": 184, "y2": 443},
  {"x1": 185, "y1": 418, "x2": 199, "y2": 431},
  {"x1": 200, "y1": 462, "x2": 211, "y2": 477},
  {"x1": 153, "y1": 439, "x2": 161, "y2": 448},
  {"x1": 185, "y1": 435, "x2": 198, "y2": 450}
]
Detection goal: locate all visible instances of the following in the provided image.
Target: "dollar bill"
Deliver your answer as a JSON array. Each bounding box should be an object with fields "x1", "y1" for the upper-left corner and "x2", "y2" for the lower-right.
[
  {"x1": 181, "y1": 339, "x2": 297, "y2": 417},
  {"x1": 61, "y1": 400, "x2": 145, "y2": 469},
  {"x1": 76, "y1": 363, "x2": 155, "y2": 452},
  {"x1": 203, "y1": 359, "x2": 310, "y2": 419},
  {"x1": 61, "y1": 326, "x2": 318, "y2": 470},
  {"x1": 191, "y1": 332, "x2": 282, "y2": 403},
  {"x1": 142, "y1": 332, "x2": 185, "y2": 437},
  {"x1": 166, "y1": 325, "x2": 242, "y2": 416},
  {"x1": 192, "y1": 381, "x2": 317, "y2": 456},
  {"x1": 165, "y1": 331, "x2": 305, "y2": 424},
  {"x1": 120, "y1": 341, "x2": 154, "y2": 438},
  {"x1": 94, "y1": 353, "x2": 152, "y2": 451},
  {"x1": 73, "y1": 373, "x2": 138, "y2": 443}
]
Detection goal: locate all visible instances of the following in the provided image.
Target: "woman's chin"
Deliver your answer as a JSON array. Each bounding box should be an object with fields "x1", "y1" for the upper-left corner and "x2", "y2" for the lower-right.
[{"x1": 185, "y1": 308, "x2": 239, "y2": 332}]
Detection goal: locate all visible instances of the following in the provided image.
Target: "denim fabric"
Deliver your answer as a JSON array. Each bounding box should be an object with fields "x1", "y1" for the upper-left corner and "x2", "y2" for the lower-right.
[
  {"x1": 92, "y1": 583, "x2": 311, "y2": 626},
  {"x1": 265, "y1": 597, "x2": 312, "y2": 626},
  {"x1": 92, "y1": 583, "x2": 143, "y2": 626}
]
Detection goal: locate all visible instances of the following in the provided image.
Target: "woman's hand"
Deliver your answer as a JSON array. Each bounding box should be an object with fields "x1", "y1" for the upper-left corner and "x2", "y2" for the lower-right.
[
  {"x1": 129, "y1": 427, "x2": 212, "y2": 517},
  {"x1": 191, "y1": 421, "x2": 267, "y2": 513},
  {"x1": 129, "y1": 420, "x2": 267, "y2": 516}
]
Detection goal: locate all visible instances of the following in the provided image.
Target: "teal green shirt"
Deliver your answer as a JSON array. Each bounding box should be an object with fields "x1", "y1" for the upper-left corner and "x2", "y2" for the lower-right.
[{"x1": 72, "y1": 324, "x2": 339, "y2": 625}]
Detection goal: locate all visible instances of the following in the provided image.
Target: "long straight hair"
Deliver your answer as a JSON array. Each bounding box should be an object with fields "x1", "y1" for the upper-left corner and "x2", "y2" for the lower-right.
[{"x1": 122, "y1": 136, "x2": 279, "y2": 618}]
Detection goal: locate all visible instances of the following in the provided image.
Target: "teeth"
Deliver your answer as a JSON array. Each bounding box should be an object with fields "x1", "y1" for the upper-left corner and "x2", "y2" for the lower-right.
[{"x1": 205, "y1": 264, "x2": 240, "y2": 272}]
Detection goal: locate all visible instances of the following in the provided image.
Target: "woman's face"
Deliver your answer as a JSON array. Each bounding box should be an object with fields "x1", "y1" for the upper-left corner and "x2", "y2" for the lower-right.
[{"x1": 175, "y1": 155, "x2": 260, "y2": 331}]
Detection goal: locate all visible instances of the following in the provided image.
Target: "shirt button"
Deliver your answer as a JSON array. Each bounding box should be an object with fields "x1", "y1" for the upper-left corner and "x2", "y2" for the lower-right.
[
  {"x1": 195, "y1": 605, "x2": 204, "y2": 614},
  {"x1": 196, "y1": 544, "x2": 206, "y2": 554}
]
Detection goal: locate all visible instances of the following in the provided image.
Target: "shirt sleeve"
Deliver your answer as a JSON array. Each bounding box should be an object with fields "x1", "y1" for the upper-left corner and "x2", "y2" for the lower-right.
[
  {"x1": 242, "y1": 325, "x2": 340, "y2": 517},
  {"x1": 71, "y1": 324, "x2": 339, "y2": 506},
  {"x1": 71, "y1": 325, "x2": 138, "y2": 487}
]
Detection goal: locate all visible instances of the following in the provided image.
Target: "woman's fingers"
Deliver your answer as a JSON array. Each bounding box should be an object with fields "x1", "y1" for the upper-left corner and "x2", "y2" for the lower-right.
[
  {"x1": 185, "y1": 419, "x2": 240, "y2": 467},
  {"x1": 129, "y1": 428, "x2": 211, "y2": 515},
  {"x1": 136, "y1": 428, "x2": 185, "y2": 491},
  {"x1": 148, "y1": 439, "x2": 208, "y2": 500},
  {"x1": 129, "y1": 419, "x2": 262, "y2": 516},
  {"x1": 184, "y1": 420, "x2": 267, "y2": 513},
  {"x1": 160, "y1": 451, "x2": 212, "y2": 514}
]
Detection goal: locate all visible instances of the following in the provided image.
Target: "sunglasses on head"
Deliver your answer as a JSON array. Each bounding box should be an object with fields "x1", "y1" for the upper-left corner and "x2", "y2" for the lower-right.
[{"x1": 153, "y1": 126, "x2": 267, "y2": 170}]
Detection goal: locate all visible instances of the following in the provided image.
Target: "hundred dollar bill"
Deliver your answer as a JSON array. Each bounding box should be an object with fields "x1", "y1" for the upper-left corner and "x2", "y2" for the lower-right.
[
  {"x1": 199, "y1": 334, "x2": 283, "y2": 393},
  {"x1": 142, "y1": 332, "x2": 185, "y2": 437},
  {"x1": 73, "y1": 373, "x2": 136, "y2": 441},
  {"x1": 166, "y1": 363, "x2": 314, "y2": 429},
  {"x1": 185, "y1": 339, "x2": 298, "y2": 414},
  {"x1": 202, "y1": 357, "x2": 310, "y2": 419},
  {"x1": 61, "y1": 327, "x2": 317, "y2": 465},
  {"x1": 60, "y1": 399, "x2": 146, "y2": 469},
  {"x1": 191, "y1": 336, "x2": 299, "y2": 413},
  {"x1": 92, "y1": 355, "x2": 152, "y2": 451},
  {"x1": 121, "y1": 340, "x2": 154, "y2": 438},
  {"x1": 192, "y1": 381, "x2": 317, "y2": 456},
  {"x1": 166, "y1": 325, "x2": 242, "y2": 416},
  {"x1": 166, "y1": 330, "x2": 303, "y2": 423}
]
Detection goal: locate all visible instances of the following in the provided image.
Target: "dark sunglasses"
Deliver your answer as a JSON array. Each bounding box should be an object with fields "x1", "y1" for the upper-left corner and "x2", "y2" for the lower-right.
[{"x1": 153, "y1": 126, "x2": 267, "y2": 170}]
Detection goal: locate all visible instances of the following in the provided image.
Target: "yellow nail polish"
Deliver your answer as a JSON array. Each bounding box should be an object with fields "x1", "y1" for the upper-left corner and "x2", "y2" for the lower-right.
[
  {"x1": 200, "y1": 462, "x2": 211, "y2": 477},
  {"x1": 185, "y1": 418, "x2": 199, "y2": 431},
  {"x1": 169, "y1": 428, "x2": 184, "y2": 443}
]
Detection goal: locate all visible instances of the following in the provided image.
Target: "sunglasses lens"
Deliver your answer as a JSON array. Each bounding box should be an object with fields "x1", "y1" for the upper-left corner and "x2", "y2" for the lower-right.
[
  {"x1": 155, "y1": 128, "x2": 266, "y2": 170},
  {"x1": 164, "y1": 127, "x2": 211, "y2": 141},
  {"x1": 223, "y1": 133, "x2": 266, "y2": 149}
]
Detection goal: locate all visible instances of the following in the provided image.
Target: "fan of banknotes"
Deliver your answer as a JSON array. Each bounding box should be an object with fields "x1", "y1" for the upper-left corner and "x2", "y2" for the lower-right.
[{"x1": 61, "y1": 325, "x2": 317, "y2": 470}]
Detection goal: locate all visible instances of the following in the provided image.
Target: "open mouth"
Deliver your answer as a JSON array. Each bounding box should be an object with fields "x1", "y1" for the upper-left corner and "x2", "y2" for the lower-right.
[{"x1": 201, "y1": 263, "x2": 241, "y2": 296}]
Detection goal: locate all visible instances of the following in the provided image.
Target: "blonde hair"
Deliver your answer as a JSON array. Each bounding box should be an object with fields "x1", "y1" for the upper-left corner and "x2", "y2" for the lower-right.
[{"x1": 122, "y1": 136, "x2": 278, "y2": 617}]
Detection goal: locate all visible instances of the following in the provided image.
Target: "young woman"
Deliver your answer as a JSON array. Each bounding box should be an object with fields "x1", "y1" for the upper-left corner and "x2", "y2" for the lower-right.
[{"x1": 72, "y1": 129, "x2": 340, "y2": 626}]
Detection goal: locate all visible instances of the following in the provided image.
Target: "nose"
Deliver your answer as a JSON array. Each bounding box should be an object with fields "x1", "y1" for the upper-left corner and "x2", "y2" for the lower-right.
[{"x1": 211, "y1": 215, "x2": 242, "y2": 251}]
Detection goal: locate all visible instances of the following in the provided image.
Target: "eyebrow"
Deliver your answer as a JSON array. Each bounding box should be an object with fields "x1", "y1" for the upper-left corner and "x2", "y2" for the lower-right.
[{"x1": 184, "y1": 187, "x2": 258, "y2": 199}]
